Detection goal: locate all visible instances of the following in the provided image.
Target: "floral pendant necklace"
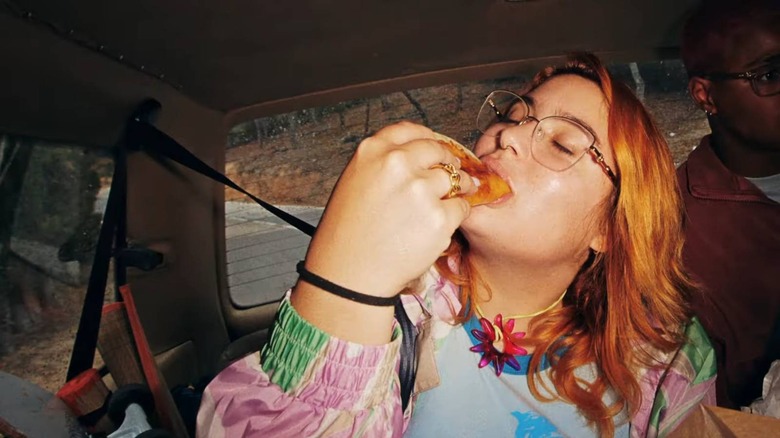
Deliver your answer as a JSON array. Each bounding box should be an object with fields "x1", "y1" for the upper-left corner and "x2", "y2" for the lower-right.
[{"x1": 469, "y1": 289, "x2": 567, "y2": 376}]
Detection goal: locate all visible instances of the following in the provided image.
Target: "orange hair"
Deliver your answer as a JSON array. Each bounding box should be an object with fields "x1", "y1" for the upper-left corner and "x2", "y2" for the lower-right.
[{"x1": 435, "y1": 53, "x2": 694, "y2": 436}]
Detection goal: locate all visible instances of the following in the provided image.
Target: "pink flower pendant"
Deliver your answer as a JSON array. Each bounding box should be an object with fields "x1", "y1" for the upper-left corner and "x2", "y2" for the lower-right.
[{"x1": 470, "y1": 314, "x2": 528, "y2": 376}]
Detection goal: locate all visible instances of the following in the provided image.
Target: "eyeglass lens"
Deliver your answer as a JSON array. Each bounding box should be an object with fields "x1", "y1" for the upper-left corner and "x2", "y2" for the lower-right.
[
  {"x1": 754, "y1": 64, "x2": 780, "y2": 96},
  {"x1": 477, "y1": 92, "x2": 527, "y2": 132},
  {"x1": 477, "y1": 92, "x2": 595, "y2": 171}
]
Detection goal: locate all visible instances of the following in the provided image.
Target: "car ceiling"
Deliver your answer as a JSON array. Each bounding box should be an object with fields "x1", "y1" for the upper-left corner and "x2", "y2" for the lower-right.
[{"x1": 3, "y1": 0, "x2": 698, "y2": 122}]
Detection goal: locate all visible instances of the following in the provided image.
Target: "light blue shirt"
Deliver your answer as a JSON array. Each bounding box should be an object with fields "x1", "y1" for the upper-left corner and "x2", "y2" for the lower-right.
[
  {"x1": 405, "y1": 316, "x2": 629, "y2": 437},
  {"x1": 745, "y1": 173, "x2": 780, "y2": 203}
]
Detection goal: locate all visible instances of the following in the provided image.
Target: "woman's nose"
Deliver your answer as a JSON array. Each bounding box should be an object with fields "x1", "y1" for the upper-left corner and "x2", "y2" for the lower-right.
[
  {"x1": 473, "y1": 132, "x2": 502, "y2": 157},
  {"x1": 497, "y1": 121, "x2": 533, "y2": 159}
]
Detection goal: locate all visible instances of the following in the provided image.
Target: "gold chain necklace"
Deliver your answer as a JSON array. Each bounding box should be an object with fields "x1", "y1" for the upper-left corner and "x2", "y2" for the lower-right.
[{"x1": 473, "y1": 289, "x2": 567, "y2": 341}]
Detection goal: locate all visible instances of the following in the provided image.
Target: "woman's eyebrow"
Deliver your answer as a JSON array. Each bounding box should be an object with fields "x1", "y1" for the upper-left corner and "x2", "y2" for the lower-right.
[
  {"x1": 558, "y1": 111, "x2": 603, "y2": 146},
  {"x1": 523, "y1": 94, "x2": 603, "y2": 146}
]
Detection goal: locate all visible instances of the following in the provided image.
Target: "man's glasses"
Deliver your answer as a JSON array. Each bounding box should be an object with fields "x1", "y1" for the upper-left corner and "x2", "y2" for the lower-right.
[
  {"x1": 476, "y1": 90, "x2": 617, "y2": 186},
  {"x1": 701, "y1": 62, "x2": 780, "y2": 97}
]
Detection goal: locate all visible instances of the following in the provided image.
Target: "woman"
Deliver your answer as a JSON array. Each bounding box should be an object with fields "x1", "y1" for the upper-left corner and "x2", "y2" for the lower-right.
[{"x1": 197, "y1": 53, "x2": 716, "y2": 437}]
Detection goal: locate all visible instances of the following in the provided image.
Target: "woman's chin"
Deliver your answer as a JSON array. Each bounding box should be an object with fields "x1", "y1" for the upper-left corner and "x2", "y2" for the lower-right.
[{"x1": 461, "y1": 202, "x2": 507, "y2": 234}]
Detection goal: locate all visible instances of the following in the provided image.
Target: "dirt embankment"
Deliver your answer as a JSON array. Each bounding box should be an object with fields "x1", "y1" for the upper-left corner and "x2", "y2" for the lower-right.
[
  {"x1": 0, "y1": 284, "x2": 88, "y2": 393},
  {"x1": 225, "y1": 81, "x2": 709, "y2": 207}
]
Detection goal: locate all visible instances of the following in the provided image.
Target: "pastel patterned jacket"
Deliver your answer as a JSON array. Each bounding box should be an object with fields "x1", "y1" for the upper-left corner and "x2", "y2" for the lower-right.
[{"x1": 197, "y1": 267, "x2": 717, "y2": 437}]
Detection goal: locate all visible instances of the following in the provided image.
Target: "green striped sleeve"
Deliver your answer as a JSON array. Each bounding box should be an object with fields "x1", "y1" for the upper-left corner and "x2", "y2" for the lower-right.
[{"x1": 260, "y1": 298, "x2": 330, "y2": 392}]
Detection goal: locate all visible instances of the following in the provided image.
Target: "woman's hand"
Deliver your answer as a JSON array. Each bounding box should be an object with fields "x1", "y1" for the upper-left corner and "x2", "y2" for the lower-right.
[{"x1": 303, "y1": 122, "x2": 475, "y2": 299}]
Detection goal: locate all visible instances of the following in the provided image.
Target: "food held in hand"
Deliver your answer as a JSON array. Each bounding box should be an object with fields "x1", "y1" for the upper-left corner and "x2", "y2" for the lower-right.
[{"x1": 432, "y1": 133, "x2": 512, "y2": 206}]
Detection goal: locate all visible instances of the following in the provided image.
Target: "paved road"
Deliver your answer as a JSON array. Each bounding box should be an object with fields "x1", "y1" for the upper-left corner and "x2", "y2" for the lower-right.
[{"x1": 225, "y1": 202, "x2": 323, "y2": 307}]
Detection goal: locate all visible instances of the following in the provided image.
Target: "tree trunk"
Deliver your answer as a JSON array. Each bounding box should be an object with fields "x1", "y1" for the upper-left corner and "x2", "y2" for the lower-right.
[{"x1": 0, "y1": 135, "x2": 34, "y2": 355}]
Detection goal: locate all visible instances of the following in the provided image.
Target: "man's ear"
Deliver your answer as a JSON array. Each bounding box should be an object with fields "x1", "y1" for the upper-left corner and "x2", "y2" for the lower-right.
[{"x1": 689, "y1": 77, "x2": 717, "y2": 115}]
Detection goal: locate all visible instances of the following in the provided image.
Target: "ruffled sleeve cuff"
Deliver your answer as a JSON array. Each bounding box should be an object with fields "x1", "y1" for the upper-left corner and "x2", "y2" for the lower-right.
[{"x1": 260, "y1": 295, "x2": 403, "y2": 411}]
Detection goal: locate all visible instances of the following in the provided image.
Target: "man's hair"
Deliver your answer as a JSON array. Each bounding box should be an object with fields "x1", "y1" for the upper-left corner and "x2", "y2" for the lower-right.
[{"x1": 681, "y1": 0, "x2": 780, "y2": 77}]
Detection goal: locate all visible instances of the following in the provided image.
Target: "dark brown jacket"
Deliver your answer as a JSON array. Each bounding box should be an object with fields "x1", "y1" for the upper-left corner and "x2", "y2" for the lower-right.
[{"x1": 677, "y1": 136, "x2": 780, "y2": 409}]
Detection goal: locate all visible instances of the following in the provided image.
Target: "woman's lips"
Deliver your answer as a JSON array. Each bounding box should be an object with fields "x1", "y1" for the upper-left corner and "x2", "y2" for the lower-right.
[
  {"x1": 482, "y1": 156, "x2": 512, "y2": 189},
  {"x1": 480, "y1": 155, "x2": 514, "y2": 205}
]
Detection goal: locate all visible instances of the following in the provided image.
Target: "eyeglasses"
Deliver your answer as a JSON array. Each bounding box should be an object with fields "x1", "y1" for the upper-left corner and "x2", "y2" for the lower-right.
[
  {"x1": 700, "y1": 62, "x2": 780, "y2": 97},
  {"x1": 476, "y1": 90, "x2": 617, "y2": 186}
]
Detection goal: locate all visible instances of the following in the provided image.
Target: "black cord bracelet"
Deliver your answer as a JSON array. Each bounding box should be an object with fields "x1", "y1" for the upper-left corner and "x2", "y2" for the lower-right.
[{"x1": 295, "y1": 261, "x2": 397, "y2": 306}]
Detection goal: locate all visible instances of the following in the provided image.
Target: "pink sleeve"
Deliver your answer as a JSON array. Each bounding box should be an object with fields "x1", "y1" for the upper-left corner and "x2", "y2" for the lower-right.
[{"x1": 197, "y1": 298, "x2": 404, "y2": 437}]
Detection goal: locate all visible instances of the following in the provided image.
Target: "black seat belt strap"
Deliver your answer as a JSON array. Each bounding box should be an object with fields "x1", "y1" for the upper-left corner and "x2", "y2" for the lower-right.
[
  {"x1": 96, "y1": 105, "x2": 417, "y2": 410},
  {"x1": 394, "y1": 298, "x2": 417, "y2": 411},
  {"x1": 66, "y1": 163, "x2": 123, "y2": 380},
  {"x1": 126, "y1": 120, "x2": 315, "y2": 237}
]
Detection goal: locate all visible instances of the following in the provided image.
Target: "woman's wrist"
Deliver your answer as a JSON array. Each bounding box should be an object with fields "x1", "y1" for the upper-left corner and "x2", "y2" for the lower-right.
[
  {"x1": 296, "y1": 261, "x2": 398, "y2": 306},
  {"x1": 290, "y1": 280, "x2": 397, "y2": 345}
]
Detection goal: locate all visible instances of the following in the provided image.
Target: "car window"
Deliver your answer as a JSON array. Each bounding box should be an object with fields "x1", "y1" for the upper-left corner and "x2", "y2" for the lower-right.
[
  {"x1": 0, "y1": 133, "x2": 113, "y2": 392},
  {"x1": 224, "y1": 59, "x2": 710, "y2": 308}
]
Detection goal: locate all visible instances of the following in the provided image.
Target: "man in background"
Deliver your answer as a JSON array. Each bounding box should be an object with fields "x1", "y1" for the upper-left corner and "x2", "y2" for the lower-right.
[{"x1": 678, "y1": 0, "x2": 780, "y2": 409}]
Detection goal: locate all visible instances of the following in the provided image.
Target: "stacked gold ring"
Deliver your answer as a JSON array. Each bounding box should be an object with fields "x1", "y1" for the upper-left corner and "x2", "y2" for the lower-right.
[{"x1": 432, "y1": 162, "x2": 461, "y2": 198}]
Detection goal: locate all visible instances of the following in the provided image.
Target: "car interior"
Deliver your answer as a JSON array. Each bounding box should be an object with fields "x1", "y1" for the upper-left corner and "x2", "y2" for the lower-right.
[{"x1": 2, "y1": 0, "x2": 766, "y2": 436}]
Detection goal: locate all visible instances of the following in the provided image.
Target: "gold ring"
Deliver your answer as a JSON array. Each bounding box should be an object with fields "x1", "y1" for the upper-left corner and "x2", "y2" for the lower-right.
[{"x1": 432, "y1": 162, "x2": 461, "y2": 198}]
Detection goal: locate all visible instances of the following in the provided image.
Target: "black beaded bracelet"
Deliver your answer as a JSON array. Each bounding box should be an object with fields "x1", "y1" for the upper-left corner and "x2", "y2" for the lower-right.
[{"x1": 295, "y1": 261, "x2": 397, "y2": 306}]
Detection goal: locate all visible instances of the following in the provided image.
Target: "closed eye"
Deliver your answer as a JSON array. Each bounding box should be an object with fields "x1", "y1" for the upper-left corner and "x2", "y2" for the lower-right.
[
  {"x1": 505, "y1": 102, "x2": 528, "y2": 122},
  {"x1": 551, "y1": 141, "x2": 575, "y2": 156},
  {"x1": 498, "y1": 114, "x2": 514, "y2": 124}
]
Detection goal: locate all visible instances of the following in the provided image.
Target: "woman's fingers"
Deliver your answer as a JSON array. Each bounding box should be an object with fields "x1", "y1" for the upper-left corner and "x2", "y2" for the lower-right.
[
  {"x1": 441, "y1": 197, "x2": 471, "y2": 231},
  {"x1": 371, "y1": 121, "x2": 436, "y2": 146},
  {"x1": 378, "y1": 123, "x2": 478, "y2": 204},
  {"x1": 304, "y1": 121, "x2": 477, "y2": 298},
  {"x1": 367, "y1": 123, "x2": 461, "y2": 170},
  {"x1": 381, "y1": 137, "x2": 458, "y2": 175},
  {"x1": 427, "y1": 164, "x2": 477, "y2": 201}
]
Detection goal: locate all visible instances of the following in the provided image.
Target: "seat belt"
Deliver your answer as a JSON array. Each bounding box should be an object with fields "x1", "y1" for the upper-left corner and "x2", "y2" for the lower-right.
[
  {"x1": 67, "y1": 99, "x2": 418, "y2": 412},
  {"x1": 125, "y1": 119, "x2": 316, "y2": 237},
  {"x1": 395, "y1": 298, "x2": 418, "y2": 411},
  {"x1": 66, "y1": 162, "x2": 123, "y2": 380},
  {"x1": 66, "y1": 101, "x2": 138, "y2": 381},
  {"x1": 127, "y1": 110, "x2": 418, "y2": 410}
]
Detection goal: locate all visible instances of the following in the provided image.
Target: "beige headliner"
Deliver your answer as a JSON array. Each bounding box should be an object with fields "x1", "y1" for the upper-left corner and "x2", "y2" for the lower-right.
[{"x1": 2, "y1": 0, "x2": 697, "y2": 143}]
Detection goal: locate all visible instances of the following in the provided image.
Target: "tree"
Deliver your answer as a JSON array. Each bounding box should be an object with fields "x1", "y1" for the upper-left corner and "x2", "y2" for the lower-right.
[{"x1": 0, "y1": 135, "x2": 33, "y2": 354}]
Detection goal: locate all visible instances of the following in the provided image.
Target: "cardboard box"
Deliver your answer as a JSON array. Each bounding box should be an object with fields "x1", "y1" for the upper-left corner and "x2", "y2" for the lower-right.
[{"x1": 669, "y1": 404, "x2": 780, "y2": 437}]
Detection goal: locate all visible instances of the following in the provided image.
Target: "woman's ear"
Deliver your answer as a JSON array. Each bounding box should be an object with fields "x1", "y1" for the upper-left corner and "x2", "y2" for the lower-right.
[
  {"x1": 688, "y1": 77, "x2": 717, "y2": 115},
  {"x1": 589, "y1": 233, "x2": 606, "y2": 254}
]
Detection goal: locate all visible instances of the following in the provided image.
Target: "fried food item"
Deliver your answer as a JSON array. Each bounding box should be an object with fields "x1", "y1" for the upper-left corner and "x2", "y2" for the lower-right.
[{"x1": 432, "y1": 133, "x2": 512, "y2": 206}]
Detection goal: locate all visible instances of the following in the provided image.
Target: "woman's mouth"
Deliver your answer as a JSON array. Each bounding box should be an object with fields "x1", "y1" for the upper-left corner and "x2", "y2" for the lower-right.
[
  {"x1": 482, "y1": 156, "x2": 512, "y2": 188},
  {"x1": 480, "y1": 155, "x2": 514, "y2": 206}
]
